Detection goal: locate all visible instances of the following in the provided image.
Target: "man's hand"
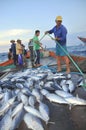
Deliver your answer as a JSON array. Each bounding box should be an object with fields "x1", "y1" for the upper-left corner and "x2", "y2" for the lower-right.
[
  {"x1": 40, "y1": 43, "x2": 42, "y2": 45},
  {"x1": 40, "y1": 45, "x2": 43, "y2": 50},
  {"x1": 55, "y1": 37, "x2": 60, "y2": 41},
  {"x1": 51, "y1": 37, "x2": 55, "y2": 40},
  {"x1": 45, "y1": 31, "x2": 49, "y2": 35}
]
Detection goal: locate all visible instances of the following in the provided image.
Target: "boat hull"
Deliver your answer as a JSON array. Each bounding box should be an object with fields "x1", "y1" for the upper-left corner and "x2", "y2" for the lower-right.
[
  {"x1": 78, "y1": 37, "x2": 86, "y2": 44},
  {"x1": 0, "y1": 59, "x2": 13, "y2": 67}
]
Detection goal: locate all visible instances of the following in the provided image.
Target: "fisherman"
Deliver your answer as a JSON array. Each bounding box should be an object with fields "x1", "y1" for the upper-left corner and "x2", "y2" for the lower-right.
[
  {"x1": 45, "y1": 16, "x2": 70, "y2": 73},
  {"x1": 10, "y1": 40, "x2": 16, "y2": 65},
  {"x1": 33, "y1": 30, "x2": 43, "y2": 67},
  {"x1": 22, "y1": 44, "x2": 27, "y2": 66},
  {"x1": 28, "y1": 39, "x2": 35, "y2": 67},
  {"x1": 16, "y1": 39, "x2": 23, "y2": 66},
  {"x1": 8, "y1": 48, "x2": 12, "y2": 60}
]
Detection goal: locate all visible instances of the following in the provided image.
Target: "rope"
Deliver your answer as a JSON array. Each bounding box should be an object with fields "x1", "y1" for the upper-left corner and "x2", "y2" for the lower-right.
[
  {"x1": 48, "y1": 34, "x2": 84, "y2": 76},
  {"x1": 39, "y1": 34, "x2": 46, "y2": 41}
]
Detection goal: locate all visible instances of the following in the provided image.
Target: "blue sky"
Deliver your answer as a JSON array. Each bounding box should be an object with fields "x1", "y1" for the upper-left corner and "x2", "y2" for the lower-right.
[{"x1": 0, "y1": 0, "x2": 86, "y2": 52}]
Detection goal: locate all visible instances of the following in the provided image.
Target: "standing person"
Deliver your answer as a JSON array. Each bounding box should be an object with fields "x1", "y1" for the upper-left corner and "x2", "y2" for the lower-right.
[
  {"x1": 45, "y1": 16, "x2": 70, "y2": 73},
  {"x1": 33, "y1": 30, "x2": 43, "y2": 67},
  {"x1": 10, "y1": 40, "x2": 16, "y2": 65},
  {"x1": 8, "y1": 48, "x2": 12, "y2": 60},
  {"x1": 28, "y1": 39, "x2": 35, "y2": 67},
  {"x1": 16, "y1": 39, "x2": 23, "y2": 65},
  {"x1": 22, "y1": 44, "x2": 27, "y2": 66}
]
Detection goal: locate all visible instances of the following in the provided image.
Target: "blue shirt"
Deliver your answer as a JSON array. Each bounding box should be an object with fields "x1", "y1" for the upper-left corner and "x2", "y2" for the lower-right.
[
  {"x1": 49, "y1": 24, "x2": 67, "y2": 46},
  {"x1": 11, "y1": 43, "x2": 16, "y2": 55}
]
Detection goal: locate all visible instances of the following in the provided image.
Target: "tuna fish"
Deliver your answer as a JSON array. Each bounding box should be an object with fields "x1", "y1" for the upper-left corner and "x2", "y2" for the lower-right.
[
  {"x1": 28, "y1": 96, "x2": 36, "y2": 107},
  {"x1": 62, "y1": 84, "x2": 69, "y2": 92},
  {"x1": 39, "y1": 102, "x2": 50, "y2": 124},
  {"x1": 21, "y1": 87, "x2": 32, "y2": 96},
  {"x1": 0, "y1": 97, "x2": 15, "y2": 116},
  {"x1": 17, "y1": 92, "x2": 29, "y2": 105},
  {"x1": 55, "y1": 90, "x2": 73, "y2": 98},
  {"x1": 0, "y1": 110, "x2": 12, "y2": 130},
  {"x1": 44, "y1": 81, "x2": 55, "y2": 91},
  {"x1": 40, "y1": 89, "x2": 49, "y2": 96},
  {"x1": 65, "y1": 96, "x2": 86, "y2": 106},
  {"x1": 32, "y1": 88, "x2": 43, "y2": 102},
  {"x1": 3, "y1": 89, "x2": 13, "y2": 102},
  {"x1": 66, "y1": 80, "x2": 75, "y2": 93},
  {"x1": 24, "y1": 106, "x2": 43, "y2": 120},
  {"x1": 24, "y1": 113, "x2": 44, "y2": 130},
  {"x1": 10, "y1": 109, "x2": 25, "y2": 130},
  {"x1": 60, "y1": 79, "x2": 66, "y2": 87},
  {"x1": 0, "y1": 93, "x2": 4, "y2": 100},
  {"x1": 12, "y1": 103, "x2": 23, "y2": 118},
  {"x1": 45, "y1": 93, "x2": 68, "y2": 104},
  {"x1": 16, "y1": 83, "x2": 24, "y2": 89}
]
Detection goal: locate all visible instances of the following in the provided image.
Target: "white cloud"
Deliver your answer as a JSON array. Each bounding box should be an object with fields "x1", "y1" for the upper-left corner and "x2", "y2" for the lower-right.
[
  {"x1": 0, "y1": 29, "x2": 32, "y2": 39},
  {"x1": 0, "y1": 40, "x2": 9, "y2": 46},
  {"x1": 0, "y1": 29, "x2": 33, "y2": 45}
]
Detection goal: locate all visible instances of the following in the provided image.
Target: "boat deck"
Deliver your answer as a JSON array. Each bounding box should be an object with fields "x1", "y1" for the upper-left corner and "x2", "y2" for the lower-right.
[{"x1": 0, "y1": 57, "x2": 86, "y2": 130}]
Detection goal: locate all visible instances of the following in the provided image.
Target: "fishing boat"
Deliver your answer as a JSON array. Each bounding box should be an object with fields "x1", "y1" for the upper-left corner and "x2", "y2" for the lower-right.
[
  {"x1": 78, "y1": 36, "x2": 86, "y2": 44},
  {"x1": 0, "y1": 49, "x2": 86, "y2": 74},
  {"x1": 0, "y1": 59, "x2": 13, "y2": 67}
]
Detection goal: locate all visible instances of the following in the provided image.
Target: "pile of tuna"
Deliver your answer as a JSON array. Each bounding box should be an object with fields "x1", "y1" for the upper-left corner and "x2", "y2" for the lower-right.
[{"x1": 0, "y1": 67, "x2": 86, "y2": 130}]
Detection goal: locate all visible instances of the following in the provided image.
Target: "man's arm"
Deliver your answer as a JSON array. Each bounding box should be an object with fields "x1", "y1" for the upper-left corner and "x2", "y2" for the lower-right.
[
  {"x1": 35, "y1": 40, "x2": 43, "y2": 49},
  {"x1": 55, "y1": 27, "x2": 67, "y2": 42},
  {"x1": 45, "y1": 27, "x2": 54, "y2": 35}
]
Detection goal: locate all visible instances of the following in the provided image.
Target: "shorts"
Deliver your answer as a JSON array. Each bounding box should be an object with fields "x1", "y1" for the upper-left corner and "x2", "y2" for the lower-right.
[{"x1": 56, "y1": 44, "x2": 67, "y2": 56}]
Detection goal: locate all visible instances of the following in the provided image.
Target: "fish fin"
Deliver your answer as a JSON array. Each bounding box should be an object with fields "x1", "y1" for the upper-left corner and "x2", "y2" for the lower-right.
[
  {"x1": 69, "y1": 103, "x2": 77, "y2": 110},
  {"x1": 69, "y1": 104, "x2": 72, "y2": 110},
  {"x1": 12, "y1": 113, "x2": 16, "y2": 119},
  {"x1": 76, "y1": 94, "x2": 79, "y2": 98},
  {"x1": 48, "y1": 121, "x2": 55, "y2": 125}
]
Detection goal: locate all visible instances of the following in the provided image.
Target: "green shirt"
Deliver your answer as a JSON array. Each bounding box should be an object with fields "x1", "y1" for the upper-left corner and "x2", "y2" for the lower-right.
[{"x1": 33, "y1": 35, "x2": 40, "y2": 50}]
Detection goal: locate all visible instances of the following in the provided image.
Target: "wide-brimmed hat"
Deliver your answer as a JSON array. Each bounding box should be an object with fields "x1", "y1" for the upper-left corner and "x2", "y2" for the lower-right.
[
  {"x1": 10, "y1": 40, "x2": 15, "y2": 43},
  {"x1": 55, "y1": 16, "x2": 62, "y2": 21},
  {"x1": 17, "y1": 39, "x2": 21, "y2": 43}
]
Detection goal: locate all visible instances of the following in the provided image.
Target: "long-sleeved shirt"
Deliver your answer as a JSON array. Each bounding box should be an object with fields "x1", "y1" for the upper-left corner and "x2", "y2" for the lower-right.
[
  {"x1": 48, "y1": 24, "x2": 67, "y2": 46},
  {"x1": 16, "y1": 43, "x2": 22, "y2": 55},
  {"x1": 11, "y1": 43, "x2": 16, "y2": 55}
]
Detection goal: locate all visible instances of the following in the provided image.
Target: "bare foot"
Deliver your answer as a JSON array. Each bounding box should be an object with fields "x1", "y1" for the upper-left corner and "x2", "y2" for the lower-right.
[
  {"x1": 37, "y1": 64, "x2": 42, "y2": 67},
  {"x1": 57, "y1": 68, "x2": 62, "y2": 72},
  {"x1": 66, "y1": 69, "x2": 70, "y2": 74}
]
